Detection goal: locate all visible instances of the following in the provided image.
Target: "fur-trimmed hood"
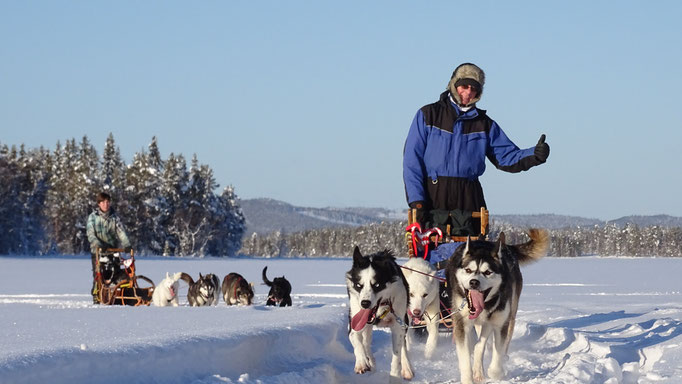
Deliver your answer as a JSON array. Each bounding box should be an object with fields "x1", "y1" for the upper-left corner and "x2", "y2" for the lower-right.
[{"x1": 447, "y1": 63, "x2": 485, "y2": 107}]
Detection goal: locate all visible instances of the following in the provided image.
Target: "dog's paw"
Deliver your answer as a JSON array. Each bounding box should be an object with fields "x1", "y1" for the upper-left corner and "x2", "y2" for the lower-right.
[
  {"x1": 401, "y1": 366, "x2": 414, "y2": 380},
  {"x1": 473, "y1": 370, "x2": 485, "y2": 383},
  {"x1": 459, "y1": 372, "x2": 474, "y2": 384},
  {"x1": 354, "y1": 360, "x2": 371, "y2": 374},
  {"x1": 487, "y1": 364, "x2": 505, "y2": 380}
]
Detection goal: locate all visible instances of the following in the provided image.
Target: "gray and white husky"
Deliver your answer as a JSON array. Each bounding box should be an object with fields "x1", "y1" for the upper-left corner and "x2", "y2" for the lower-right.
[
  {"x1": 445, "y1": 229, "x2": 549, "y2": 384},
  {"x1": 180, "y1": 272, "x2": 220, "y2": 307},
  {"x1": 345, "y1": 246, "x2": 413, "y2": 383},
  {"x1": 402, "y1": 256, "x2": 440, "y2": 359},
  {"x1": 151, "y1": 272, "x2": 182, "y2": 307}
]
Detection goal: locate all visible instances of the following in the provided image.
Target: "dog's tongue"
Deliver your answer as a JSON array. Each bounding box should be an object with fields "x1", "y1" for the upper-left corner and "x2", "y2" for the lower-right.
[
  {"x1": 469, "y1": 290, "x2": 485, "y2": 320},
  {"x1": 351, "y1": 308, "x2": 372, "y2": 331}
]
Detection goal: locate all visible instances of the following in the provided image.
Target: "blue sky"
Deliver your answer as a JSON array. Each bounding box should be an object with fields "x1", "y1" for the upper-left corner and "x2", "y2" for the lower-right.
[{"x1": 2, "y1": 1, "x2": 681, "y2": 220}]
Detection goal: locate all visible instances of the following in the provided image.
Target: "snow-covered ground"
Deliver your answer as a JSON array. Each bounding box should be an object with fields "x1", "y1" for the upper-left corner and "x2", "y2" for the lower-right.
[{"x1": 1, "y1": 255, "x2": 681, "y2": 384}]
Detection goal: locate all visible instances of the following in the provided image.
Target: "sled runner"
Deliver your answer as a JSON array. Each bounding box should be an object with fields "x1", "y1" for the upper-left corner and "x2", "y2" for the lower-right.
[
  {"x1": 94, "y1": 248, "x2": 155, "y2": 306},
  {"x1": 404, "y1": 207, "x2": 489, "y2": 332}
]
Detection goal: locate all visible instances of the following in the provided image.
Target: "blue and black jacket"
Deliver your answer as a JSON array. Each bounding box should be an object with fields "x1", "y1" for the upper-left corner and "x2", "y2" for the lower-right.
[{"x1": 403, "y1": 91, "x2": 544, "y2": 212}]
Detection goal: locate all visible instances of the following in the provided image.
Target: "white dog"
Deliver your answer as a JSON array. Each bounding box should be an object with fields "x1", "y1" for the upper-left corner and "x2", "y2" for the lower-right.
[
  {"x1": 151, "y1": 272, "x2": 182, "y2": 307},
  {"x1": 402, "y1": 256, "x2": 440, "y2": 359}
]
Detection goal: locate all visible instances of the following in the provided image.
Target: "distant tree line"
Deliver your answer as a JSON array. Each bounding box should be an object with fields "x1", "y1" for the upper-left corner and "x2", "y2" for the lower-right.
[
  {"x1": 0, "y1": 135, "x2": 245, "y2": 256},
  {"x1": 239, "y1": 220, "x2": 682, "y2": 258}
]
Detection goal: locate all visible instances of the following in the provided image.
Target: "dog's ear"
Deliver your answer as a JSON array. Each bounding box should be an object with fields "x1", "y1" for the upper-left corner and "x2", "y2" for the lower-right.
[
  {"x1": 166, "y1": 272, "x2": 170, "y2": 279},
  {"x1": 464, "y1": 236, "x2": 471, "y2": 256},
  {"x1": 352, "y1": 246, "x2": 363, "y2": 264},
  {"x1": 401, "y1": 266, "x2": 411, "y2": 278},
  {"x1": 493, "y1": 232, "x2": 506, "y2": 260}
]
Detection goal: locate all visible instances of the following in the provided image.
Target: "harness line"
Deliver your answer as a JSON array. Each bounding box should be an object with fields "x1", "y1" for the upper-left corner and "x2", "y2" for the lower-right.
[{"x1": 399, "y1": 265, "x2": 447, "y2": 282}]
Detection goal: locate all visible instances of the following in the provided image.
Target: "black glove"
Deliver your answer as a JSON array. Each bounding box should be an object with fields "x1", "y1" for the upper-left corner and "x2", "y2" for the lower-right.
[{"x1": 534, "y1": 134, "x2": 550, "y2": 162}]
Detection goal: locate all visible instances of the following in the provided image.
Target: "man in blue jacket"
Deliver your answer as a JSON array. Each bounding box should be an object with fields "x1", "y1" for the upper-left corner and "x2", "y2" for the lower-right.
[{"x1": 403, "y1": 63, "x2": 549, "y2": 258}]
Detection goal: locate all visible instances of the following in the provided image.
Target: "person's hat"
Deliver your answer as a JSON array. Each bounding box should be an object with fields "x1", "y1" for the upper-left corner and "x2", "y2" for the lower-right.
[{"x1": 447, "y1": 63, "x2": 485, "y2": 106}]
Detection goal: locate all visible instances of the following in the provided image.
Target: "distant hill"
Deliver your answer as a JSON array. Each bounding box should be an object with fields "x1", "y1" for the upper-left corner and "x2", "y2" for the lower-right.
[
  {"x1": 239, "y1": 198, "x2": 404, "y2": 235},
  {"x1": 239, "y1": 198, "x2": 682, "y2": 235},
  {"x1": 492, "y1": 214, "x2": 603, "y2": 229},
  {"x1": 607, "y1": 215, "x2": 682, "y2": 228}
]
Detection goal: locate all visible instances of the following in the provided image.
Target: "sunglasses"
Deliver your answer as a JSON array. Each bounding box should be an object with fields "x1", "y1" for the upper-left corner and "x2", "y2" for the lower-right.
[{"x1": 458, "y1": 84, "x2": 479, "y2": 91}]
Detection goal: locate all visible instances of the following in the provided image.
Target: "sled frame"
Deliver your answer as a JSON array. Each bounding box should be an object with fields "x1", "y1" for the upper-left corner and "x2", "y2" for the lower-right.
[
  {"x1": 94, "y1": 248, "x2": 155, "y2": 306},
  {"x1": 406, "y1": 207, "x2": 489, "y2": 256}
]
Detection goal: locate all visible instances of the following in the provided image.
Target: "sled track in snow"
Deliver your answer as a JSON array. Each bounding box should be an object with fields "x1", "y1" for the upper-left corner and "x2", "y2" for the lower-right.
[
  {"x1": 508, "y1": 310, "x2": 682, "y2": 383},
  {"x1": 0, "y1": 321, "x2": 353, "y2": 384}
]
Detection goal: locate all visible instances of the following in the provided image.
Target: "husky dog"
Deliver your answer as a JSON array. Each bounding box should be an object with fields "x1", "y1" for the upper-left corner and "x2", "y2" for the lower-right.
[
  {"x1": 402, "y1": 256, "x2": 440, "y2": 359},
  {"x1": 262, "y1": 266, "x2": 292, "y2": 307},
  {"x1": 180, "y1": 273, "x2": 219, "y2": 307},
  {"x1": 345, "y1": 246, "x2": 413, "y2": 383},
  {"x1": 222, "y1": 273, "x2": 254, "y2": 306},
  {"x1": 206, "y1": 273, "x2": 221, "y2": 305},
  {"x1": 151, "y1": 272, "x2": 182, "y2": 307},
  {"x1": 445, "y1": 229, "x2": 549, "y2": 384}
]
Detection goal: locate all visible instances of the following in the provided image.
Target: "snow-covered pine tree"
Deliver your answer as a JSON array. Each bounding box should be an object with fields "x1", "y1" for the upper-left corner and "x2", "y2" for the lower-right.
[
  {"x1": 205, "y1": 185, "x2": 246, "y2": 257},
  {"x1": 72, "y1": 136, "x2": 100, "y2": 253},
  {"x1": 0, "y1": 144, "x2": 23, "y2": 254},
  {"x1": 45, "y1": 139, "x2": 83, "y2": 253},
  {"x1": 145, "y1": 137, "x2": 170, "y2": 254},
  {"x1": 100, "y1": 133, "x2": 126, "y2": 193},
  {"x1": 122, "y1": 137, "x2": 170, "y2": 255},
  {"x1": 173, "y1": 155, "x2": 218, "y2": 256},
  {"x1": 160, "y1": 153, "x2": 189, "y2": 256},
  {"x1": 123, "y1": 151, "x2": 150, "y2": 252},
  {"x1": 14, "y1": 145, "x2": 51, "y2": 254}
]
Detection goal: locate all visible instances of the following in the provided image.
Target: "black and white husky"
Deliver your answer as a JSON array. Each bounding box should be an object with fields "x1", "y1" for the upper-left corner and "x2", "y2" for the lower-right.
[
  {"x1": 445, "y1": 229, "x2": 549, "y2": 384},
  {"x1": 345, "y1": 246, "x2": 413, "y2": 382},
  {"x1": 180, "y1": 272, "x2": 220, "y2": 307},
  {"x1": 402, "y1": 256, "x2": 440, "y2": 359}
]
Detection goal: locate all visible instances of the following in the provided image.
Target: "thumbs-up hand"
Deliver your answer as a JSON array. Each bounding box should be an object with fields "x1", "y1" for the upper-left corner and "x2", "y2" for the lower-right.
[{"x1": 534, "y1": 134, "x2": 550, "y2": 162}]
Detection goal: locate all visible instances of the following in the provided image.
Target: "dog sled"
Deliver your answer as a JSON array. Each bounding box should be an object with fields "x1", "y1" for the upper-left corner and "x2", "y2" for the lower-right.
[
  {"x1": 94, "y1": 248, "x2": 155, "y2": 306},
  {"x1": 403, "y1": 207, "x2": 490, "y2": 332}
]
